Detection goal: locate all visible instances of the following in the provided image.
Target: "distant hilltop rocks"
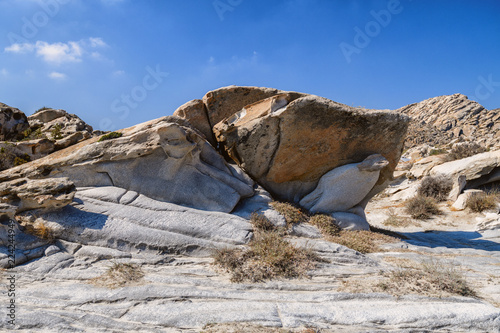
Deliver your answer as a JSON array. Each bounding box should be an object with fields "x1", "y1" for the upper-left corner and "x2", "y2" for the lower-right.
[
  {"x1": 398, "y1": 93, "x2": 500, "y2": 149},
  {"x1": 0, "y1": 105, "x2": 94, "y2": 171}
]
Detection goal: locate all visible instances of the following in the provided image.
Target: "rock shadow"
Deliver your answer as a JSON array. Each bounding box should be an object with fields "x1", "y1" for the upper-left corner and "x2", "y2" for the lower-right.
[
  {"x1": 42, "y1": 205, "x2": 108, "y2": 230},
  {"x1": 402, "y1": 230, "x2": 500, "y2": 252}
]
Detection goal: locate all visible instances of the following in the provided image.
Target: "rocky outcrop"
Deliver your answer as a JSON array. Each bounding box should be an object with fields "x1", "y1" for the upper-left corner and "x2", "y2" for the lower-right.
[
  {"x1": 27, "y1": 108, "x2": 93, "y2": 142},
  {"x1": 398, "y1": 93, "x2": 500, "y2": 149},
  {"x1": 0, "y1": 103, "x2": 29, "y2": 141},
  {"x1": 0, "y1": 116, "x2": 254, "y2": 213},
  {"x1": 430, "y1": 150, "x2": 500, "y2": 198},
  {"x1": 214, "y1": 93, "x2": 410, "y2": 204}
]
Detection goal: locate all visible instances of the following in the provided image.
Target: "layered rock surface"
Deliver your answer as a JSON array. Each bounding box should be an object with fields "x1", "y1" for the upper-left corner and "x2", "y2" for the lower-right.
[{"x1": 398, "y1": 93, "x2": 500, "y2": 149}]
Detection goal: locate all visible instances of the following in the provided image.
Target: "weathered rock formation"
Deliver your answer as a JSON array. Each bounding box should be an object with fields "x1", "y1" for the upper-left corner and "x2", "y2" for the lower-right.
[
  {"x1": 0, "y1": 116, "x2": 254, "y2": 213},
  {"x1": 0, "y1": 103, "x2": 29, "y2": 141},
  {"x1": 398, "y1": 93, "x2": 500, "y2": 149},
  {"x1": 430, "y1": 150, "x2": 500, "y2": 199}
]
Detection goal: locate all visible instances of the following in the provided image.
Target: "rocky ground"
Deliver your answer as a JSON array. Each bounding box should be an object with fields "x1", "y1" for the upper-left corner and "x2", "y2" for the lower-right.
[{"x1": 1, "y1": 87, "x2": 500, "y2": 332}]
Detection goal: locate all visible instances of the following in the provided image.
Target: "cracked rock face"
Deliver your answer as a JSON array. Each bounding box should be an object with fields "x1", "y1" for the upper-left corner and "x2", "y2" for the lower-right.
[
  {"x1": 0, "y1": 116, "x2": 254, "y2": 213},
  {"x1": 214, "y1": 93, "x2": 410, "y2": 202}
]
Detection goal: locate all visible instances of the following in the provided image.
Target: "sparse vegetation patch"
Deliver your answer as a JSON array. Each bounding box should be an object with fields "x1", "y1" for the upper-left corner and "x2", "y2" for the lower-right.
[
  {"x1": 270, "y1": 201, "x2": 308, "y2": 226},
  {"x1": 417, "y1": 174, "x2": 452, "y2": 201},
  {"x1": 51, "y1": 123, "x2": 63, "y2": 140},
  {"x1": 443, "y1": 142, "x2": 487, "y2": 162},
  {"x1": 213, "y1": 214, "x2": 322, "y2": 282},
  {"x1": 98, "y1": 131, "x2": 123, "y2": 142},
  {"x1": 382, "y1": 208, "x2": 419, "y2": 228},
  {"x1": 378, "y1": 259, "x2": 476, "y2": 297},
  {"x1": 466, "y1": 192, "x2": 498, "y2": 212},
  {"x1": 405, "y1": 195, "x2": 441, "y2": 219},
  {"x1": 90, "y1": 262, "x2": 144, "y2": 289}
]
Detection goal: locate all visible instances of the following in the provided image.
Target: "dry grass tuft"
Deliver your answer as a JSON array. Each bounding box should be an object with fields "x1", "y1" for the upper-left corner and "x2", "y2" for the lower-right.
[
  {"x1": 327, "y1": 230, "x2": 398, "y2": 254},
  {"x1": 270, "y1": 201, "x2": 308, "y2": 226},
  {"x1": 308, "y1": 214, "x2": 340, "y2": 236},
  {"x1": 342, "y1": 258, "x2": 476, "y2": 298},
  {"x1": 378, "y1": 259, "x2": 476, "y2": 297},
  {"x1": 90, "y1": 262, "x2": 144, "y2": 289},
  {"x1": 417, "y1": 174, "x2": 453, "y2": 202},
  {"x1": 405, "y1": 195, "x2": 441, "y2": 219},
  {"x1": 213, "y1": 229, "x2": 322, "y2": 283},
  {"x1": 250, "y1": 212, "x2": 277, "y2": 232},
  {"x1": 466, "y1": 192, "x2": 498, "y2": 212},
  {"x1": 382, "y1": 208, "x2": 419, "y2": 228},
  {"x1": 21, "y1": 220, "x2": 55, "y2": 242}
]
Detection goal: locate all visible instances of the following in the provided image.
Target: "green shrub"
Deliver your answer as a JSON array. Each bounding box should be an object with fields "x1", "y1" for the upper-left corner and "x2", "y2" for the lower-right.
[
  {"x1": 98, "y1": 131, "x2": 123, "y2": 142},
  {"x1": 418, "y1": 174, "x2": 453, "y2": 201},
  {"x1": 14, "y1": 154, "x2": 31, "y2": 166},
  {"x1": 429, "y1": 148, "x2": 447, "y2": 156},
  {"x1": 51, "y1": 123, "x2": 63, "y2": 140},
  {"x1": 466, "y1": 192, "x2": 498, "y2": 212},
  {"x1": 35, "y1": 106, "x2": 51, "y2": 113},
  {"x1": 405, "y1": 195, "x2": 441, "y2": 219}
]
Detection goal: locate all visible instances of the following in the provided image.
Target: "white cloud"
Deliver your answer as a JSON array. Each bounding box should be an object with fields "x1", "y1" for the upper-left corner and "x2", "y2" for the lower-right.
[
  {"x1": 4, "y1": 37, "x2": 108, "y2": 65},
  {"x1": 48, "y1": 71, "x2": 67, "y2": 80},
  {"x1": 113, "y1": 70, "x2": 125, "y2": 76},
  {"x1": 4, "y1": 43, "x2": 35, "y2": 53},
  {"x1": 1, "y1": 68, "x2": 8, "y2": 76},
  {"x1": 89, "y1": 37, "x2": 107, "y2": 48}
]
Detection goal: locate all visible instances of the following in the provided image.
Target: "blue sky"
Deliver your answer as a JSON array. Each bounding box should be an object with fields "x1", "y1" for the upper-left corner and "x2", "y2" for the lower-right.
[{"x1": 1, "y1": 0, "x2": 499, "y2": 131}]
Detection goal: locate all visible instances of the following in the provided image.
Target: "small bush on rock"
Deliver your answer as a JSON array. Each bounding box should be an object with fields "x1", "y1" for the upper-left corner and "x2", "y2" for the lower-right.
[
  {"x1": 466, "y1": 192, "x2": 498, "y2": 212},
  {"x1": 417, "y1": 174, "x2": 453, "y2": 201},
  {"x1": 405, "y1": 195, "x2": 441, "y2": 219},
  {"x1": 98, "y1": 131, "x2": 123, "y2": 142},
  {"x1": 250, "y1": 213, "x2": 277, "y2": 232},
  {"x1": 270, "y1": 201, "x2": 308, "y2": 226},
  {"x1": 35, "y1": 106, "x2": 51, "y2": 113},
  {"x1": 309, "y1": 214, "x2": 340, "y2": 236},
  {"x1": 51, "y1": 123, "x2": 63, "y2": 140}
]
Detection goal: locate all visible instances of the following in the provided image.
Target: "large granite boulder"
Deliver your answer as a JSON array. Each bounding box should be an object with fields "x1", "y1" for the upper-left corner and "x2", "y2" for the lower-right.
[
  {"x1": 214, "y1": 93, "x2": 410, "y2": 204},
  {"x1": 0, "y1": 103, "x2": 30, "y2": 141},
  {"x1": 0, "y1": 116, "x2": 254, "y2": 213}
]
